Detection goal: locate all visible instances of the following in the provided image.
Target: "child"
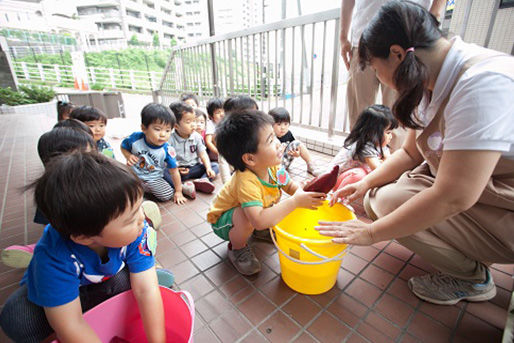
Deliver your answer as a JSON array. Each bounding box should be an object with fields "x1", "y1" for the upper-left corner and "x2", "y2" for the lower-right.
[
  {"x1": 70, "y1": 106, "x2": 115, "y2": 158},
  {"x1": 205, "y1": 97, "x2": 224, "y2": 162},
  {"x1": 194, "y1": 108, "x2": 207, "y2": 140},
  {"x1": 223, "y1": 95, "x2": 258, "y2": 114},
  {"x1": 207, "y1": 110, "x2": 325, "y2": 275},
  {"x1": 57, "y1": 100, "x2": 74, "y2": 121},
  {"x1": 121, "y1": 103, "x2": 191, "y2": 204},
  {"x1": 169, "y1": 102, "x2": 218, "y2": 194},
  {"x1": 180, "y1": 92, "x2": 199, "y2": 108},
  {"x1": 53, "y1": 118, "x2": 93, "y2": 135},
  {"x1": 330, "y1": 105, "x2": 398, "y2": 192},
  {"x1": 269, "y1": 107, "x2": 321, "y2": 176},
  {"x1": 0, "y1": 152, "x2": 166, "y2": 343}
]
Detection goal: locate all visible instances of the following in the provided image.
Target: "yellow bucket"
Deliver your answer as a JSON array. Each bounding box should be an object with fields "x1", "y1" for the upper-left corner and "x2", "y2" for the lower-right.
[{"x1": 271, "y1": 201, "x2": 355, "y2": 295}]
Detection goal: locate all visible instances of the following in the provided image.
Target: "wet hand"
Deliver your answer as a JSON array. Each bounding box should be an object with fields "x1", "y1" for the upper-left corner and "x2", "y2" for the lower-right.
[
  {"x1": 329, "y1": 180, "x2": 369, "y2": 207},
  {"x1": 315, "y1": 220, "x2": 374, "y2": 245}
]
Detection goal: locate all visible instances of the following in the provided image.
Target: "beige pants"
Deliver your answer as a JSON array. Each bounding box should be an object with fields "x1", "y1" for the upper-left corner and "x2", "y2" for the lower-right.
[
  {"x1": 347, "y1": 48, "x2": 405, "y2": 151},
  {"x1": 364, "y1": 163, "x2": 514, "y2": 282}
]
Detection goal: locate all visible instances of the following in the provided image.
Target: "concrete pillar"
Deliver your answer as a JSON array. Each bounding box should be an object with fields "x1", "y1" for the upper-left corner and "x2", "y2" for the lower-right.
[{"x1": 0, "y1": 37, "x2": 19, "y2": 90}]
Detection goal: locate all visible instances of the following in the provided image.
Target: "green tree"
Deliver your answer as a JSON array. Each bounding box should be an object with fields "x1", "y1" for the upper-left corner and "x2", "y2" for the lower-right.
[
  {"x1": 170, "y1": 38, "x2": 177, "y2": 47},
  {"x1": 152, "y1": 33, "x2": 160, "y2": 47},
  {"x1": 129, "y1": 34, "x2": 139, "y2": 46}
]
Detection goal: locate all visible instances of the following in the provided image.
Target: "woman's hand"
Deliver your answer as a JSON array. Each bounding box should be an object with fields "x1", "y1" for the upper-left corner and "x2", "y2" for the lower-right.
[
  {"x1": 315, "y1": 220, "x2": 374, "y2": 245},
  {"x1": 329, "y1": 180, "x2": 370, "y2": 206}
]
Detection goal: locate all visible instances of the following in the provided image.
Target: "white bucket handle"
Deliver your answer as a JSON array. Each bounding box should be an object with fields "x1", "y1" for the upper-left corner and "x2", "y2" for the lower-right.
[
  {"x1": 270, "y1": 227, "x2": 348, "y2": 265},
  {"x1": 174, "y1": 289, "x2": 195, "y2": 343}
]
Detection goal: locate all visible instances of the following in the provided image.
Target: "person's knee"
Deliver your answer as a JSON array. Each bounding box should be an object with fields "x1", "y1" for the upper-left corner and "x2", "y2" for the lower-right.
[{"x1": 368, "y1": 184, "x2": 414, "y2": 218}]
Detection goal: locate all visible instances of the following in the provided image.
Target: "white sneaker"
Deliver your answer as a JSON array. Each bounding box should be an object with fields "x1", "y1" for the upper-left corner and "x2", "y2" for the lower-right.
[{"x1": 181, "y1": 181, "x2": 196, "y2": 200}]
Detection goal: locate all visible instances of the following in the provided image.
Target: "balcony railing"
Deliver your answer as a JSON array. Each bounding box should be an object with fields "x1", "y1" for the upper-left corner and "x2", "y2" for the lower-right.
[{"x1": 156, "y1": 8, "x2": 349, "y2": 137}]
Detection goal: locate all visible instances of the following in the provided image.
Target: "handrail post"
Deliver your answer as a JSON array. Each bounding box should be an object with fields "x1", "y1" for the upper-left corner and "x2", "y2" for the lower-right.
[
  {"x1": 328, "y1": 18, "x2": 340, "y2": 138},
  {"x1": 207, "y1": 0, "x2": 219, "y2": 97}
]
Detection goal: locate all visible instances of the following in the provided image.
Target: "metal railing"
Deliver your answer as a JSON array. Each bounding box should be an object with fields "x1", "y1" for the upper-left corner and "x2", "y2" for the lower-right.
[
  {"x1": 12, "y1": 61, "x2": 163, "y2": 92},
  {"x1": 157, "y1": 9, "x2": 348, "y2": 137}
]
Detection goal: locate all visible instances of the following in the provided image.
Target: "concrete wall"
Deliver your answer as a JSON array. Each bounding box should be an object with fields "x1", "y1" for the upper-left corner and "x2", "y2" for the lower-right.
[{"x1": 0, "y1": 37, "x2": 18, "y2": 90}]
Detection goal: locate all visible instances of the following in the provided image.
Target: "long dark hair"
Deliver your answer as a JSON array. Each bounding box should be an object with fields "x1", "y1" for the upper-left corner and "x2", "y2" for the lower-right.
[
  {"x1": 358, "y1": 1, "x2": 441, "y2": 129},
  {"x1": 344, "y1": 105, "x2": 398, "y2": 160}
]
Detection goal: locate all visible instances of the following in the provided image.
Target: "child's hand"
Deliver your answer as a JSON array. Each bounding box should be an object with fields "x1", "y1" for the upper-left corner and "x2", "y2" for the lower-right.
[
  {"x1": 206, "y1": 167, "x2": 216, "y2": 179},
  {"x1": 292, "y1": 188, "x2": 325, "y2": 210},
  {"x1": 329, "y1": 180, "x2": 369, "y2": 206},
  {"x1": 126, "y1": 154, "x2": 139, "y2": 167},
  {"x1": 287, "y1": 148, "x2": 301, "y2": 158},
  {"x1": 178, "y1": 167, "x2": 190, "y2": 175},
  {"x1": 174, "y1": 191, "x2": 187, "y2": 205}
]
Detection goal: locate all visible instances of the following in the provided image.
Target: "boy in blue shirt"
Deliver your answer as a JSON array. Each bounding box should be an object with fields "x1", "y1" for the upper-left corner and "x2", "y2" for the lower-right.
[
  {"x1": 121, "y1": 103, "x2": 193, "y2": 204},
  {"x1": 0, "y1": 152, "x2": 166, "y2": 343}
]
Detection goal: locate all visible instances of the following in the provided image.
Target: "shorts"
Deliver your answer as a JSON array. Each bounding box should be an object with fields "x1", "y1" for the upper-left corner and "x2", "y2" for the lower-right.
[{"x1": 211, "y1": 207, "x2": 236, "y2": 240}]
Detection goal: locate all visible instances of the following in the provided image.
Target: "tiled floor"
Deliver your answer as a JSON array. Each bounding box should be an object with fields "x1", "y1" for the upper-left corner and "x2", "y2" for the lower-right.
[{"x1": 0, "y1": 111, "x2": 513, "y2": 343}]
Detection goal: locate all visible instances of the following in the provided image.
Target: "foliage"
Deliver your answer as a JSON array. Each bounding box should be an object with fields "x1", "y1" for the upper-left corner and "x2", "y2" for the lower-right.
[
  {"x1": 0, "y1": 85, "x2": 55, "y2": 106},
  {"x1": 90, "y1": 83, "x2": 106, "y2": 91},
  {"x1": 15, "y1": 51, "x2": 72, "y2": 65},
  {"x1": 129, "y1": 35, "x2": 140, "y2": 46},
  {"x1": 153, "y1": 33, "x2": 160, "y2": 47}
]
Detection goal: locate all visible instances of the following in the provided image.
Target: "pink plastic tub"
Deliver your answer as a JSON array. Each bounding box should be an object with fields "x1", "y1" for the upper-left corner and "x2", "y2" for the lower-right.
[{"x1": 51, "y1": 287, "x2": 194, "y2": 343}]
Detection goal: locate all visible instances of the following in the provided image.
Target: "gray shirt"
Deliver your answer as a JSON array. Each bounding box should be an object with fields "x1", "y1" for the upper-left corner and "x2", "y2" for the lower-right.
[{"x1": 168, "y1": 131, "x2": 206, "y2": 167}]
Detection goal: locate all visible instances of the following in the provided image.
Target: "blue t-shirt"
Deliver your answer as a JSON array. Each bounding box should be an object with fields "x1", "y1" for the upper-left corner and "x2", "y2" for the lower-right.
[
  {"x1": 97, "y1": 137, "x2": 115, "y2": 159},
  {"x1": 121, "y1": 132, "x2": 177, "y2": 182},
  {"x1": 21, "y1": 222, "x2": 156, "y2": 308}
]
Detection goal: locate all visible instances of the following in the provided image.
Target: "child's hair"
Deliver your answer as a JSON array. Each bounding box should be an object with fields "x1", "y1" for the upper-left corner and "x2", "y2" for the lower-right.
[
  {"x1": 206, "y1": 98, "x2": 224, "y2": 119},
  {"x1": 37, "y1": 127, "x2": 95, "y2": 166},
  {"x1": 223, "y1": 96, "x2": 258, "y2": 114},
  {"x1": 70, "y1": 105, "x2": 107, "y2": 124},
  {"x1": 57, "y1": 101, "x2": 74, "y2": 121},
  {"x1": 215, "y1": 110, "x2": 274, "y2": 172},
  {"x1": 169, "y1": 102, "x2": 194, "y2": 123},
  {"x1": 141, "y1": 103, "x2": 175, "y2": 128},
  {"x1": 31, "y1": 152, "x2": 143, "y2": 238},
  {"x1": 269, "y1": 107, "x2": 291, "y2": 124},
  {"x1": 180, "y1": 93, "x2": 199, "y2": 107},
  {"x1": 194, "y1": 108, "x2": 207, "y2": 122},
  {"x1": 53, "y1": 119, "x2": 93, "y2": 136},
  {"x1": 344, "y1": 105, "x2": 398, "y2": 160}
]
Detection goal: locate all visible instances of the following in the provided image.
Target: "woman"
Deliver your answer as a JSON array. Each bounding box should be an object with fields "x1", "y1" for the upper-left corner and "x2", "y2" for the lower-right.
[{"x1": 316, "y1": 1, "x2": 514, "y2": 305}]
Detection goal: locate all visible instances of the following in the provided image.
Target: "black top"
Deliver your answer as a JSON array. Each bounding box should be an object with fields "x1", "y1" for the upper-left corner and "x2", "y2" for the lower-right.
[{"x1": 278, "y1": 130, "x2": 295, "y2": 144}]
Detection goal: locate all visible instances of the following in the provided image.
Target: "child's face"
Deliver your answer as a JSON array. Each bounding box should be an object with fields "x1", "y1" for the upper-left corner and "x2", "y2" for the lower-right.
[
  {"x1": 85, "y1": 120, "x2": 106, "y2": 142},
  {"x1": 175, "y1": 111, "x2": 197, "y2": 138},
  {"x1": 273, "y1": 121, "x2": 290, "y2": 138},
  {"x1": 251, "y1": 124, "x2": 282, "y2": 169},
  {"x1": 382, "y1": 128, "x2": 393, "y2": 147},
  {"x1": 195, "y1": 115, "x2": 206, "y2": 133},
  {"x1": 212, "y1": 108, "x2": 225, "y2": 123},
  {"x1": 184, "y1": 98, "x2": 198, "y2": 108},
  {"x1": 93, "y1": 197, "x2": 145, "y2": 248},
  {"x1": 142, "y1": 122, "x2": 172, "y2": 146}
]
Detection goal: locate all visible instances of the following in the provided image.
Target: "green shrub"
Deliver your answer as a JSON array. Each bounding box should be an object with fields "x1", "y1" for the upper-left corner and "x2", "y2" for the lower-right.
[
  {"x1": 0, "y1": 85, "x2": 55, "y2": 106},
  {"x1": 0, "y1": 87, "x2": 33, "y2": 106},
  {"x1": 18, "y1": 85, "x2": 55, "y2": 103},
  {"x1": 90, "y1": 83, "x2": 106, "y2": 91}
]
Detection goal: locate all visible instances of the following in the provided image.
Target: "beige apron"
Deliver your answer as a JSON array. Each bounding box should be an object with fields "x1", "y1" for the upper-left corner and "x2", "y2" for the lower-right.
[{"x1": 365, "y1": 54, "x2": 514, "y2": 281}]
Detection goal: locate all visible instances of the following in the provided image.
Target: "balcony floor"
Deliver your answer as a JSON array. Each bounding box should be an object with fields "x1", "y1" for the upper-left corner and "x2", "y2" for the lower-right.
[{"x1": 0, "y1": 111, "x2": 512, "y2": 342}]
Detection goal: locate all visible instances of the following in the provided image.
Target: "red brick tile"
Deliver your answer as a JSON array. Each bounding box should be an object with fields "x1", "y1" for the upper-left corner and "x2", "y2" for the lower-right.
[
  {"x1": 210, "y1": 309, "x2": 253, "y2": 342},
  {"x1": 372, "y1": 252, "x2": 405, "y2": 275},
  {"x1": 490, "y1": 268, "x2": 513, "y2": 291},
  {"x1": 169, "y1": 229, "x2": 196, "y2": 246},
  {"x1": 307, "y1": 312, "x2": 351, "y2": 342},
  {"x1": 191, "y1": 249, "x2": 222, "y2": 271},
  {"x1": 350, "y1": 246, "x2": 380, "y2": 262},
  {"x1": 327, "y1": 292, "x2": 368, "y2": 327},
  {"x1": 237, "y1": 291, "x2": 276, "y2": 325},
  {"x1": 204, "y1": 261, "x2": 238, "y2": 286},
  {"x1": 407, "y1": 312, "x2": 452, "y2": 342},
  {"x1": 245, "y1": 263, "x2": 277, "y2": 288},
  {"x1": 292, "y1": 332, "x2": 318, "y2": 342},
  {"x1": 490, "y1": 285, "x2": 512, "y2": 309},
  {"x1": 259, "y1": 311, "x2": 302, "y2": 342},
  {"x1": 408, "y1": 254, "x2": 437, "y2": 273},
  {"x1": 398, "y1": 264, "x2": 426, "y2": 282},
  {"x1": 466, "y1": 301, "x2": 507, "y2": 329},
  {"x1": 156, "y1": 246, "x2": 187, "y2": 268},
  {"x1": 454, "y1": 313, "x2": 503, "y2": 343},
  {"x1": 200, "y1": 232, "x2": 225, "y2": 248},
  {"x1": 160, "y1": 220, "x2": 187, "y2": 237},
  {"x1": 384, "y1": 242, "x2": 413, "y2": 261},
  {"x1": 181, "y1": 239, "x2": 209, "y2": 257},
  {"x1": 341, "y1": 253, "x2": 368, "y2": 275},
  {"x1": 364, "y1": 311, "x2": 401, "y2": 340},
  {"x1": 357, "y1": 321, "x2": 395, "y2": 343},
  {"x1": 193, "y1": 310, "x2": 206, "y2": 332},
  {"x1": 346, "y1": 333, "x2": 369, "y2": 343},
  {"x1": 155, "y1": 236, "x2": 175, "y2": 255},
  {"x1": 190, "y1": 221, "x2": 212, "y2": 238},
  {"x1": 372, "y1": 240, "x2": 392, "y2": 251},
  {"x1": 174, "y1": 208, "x2": 205, "y2": 228},
  {"x1": 491, "y1": 263, "x2": 514, "y2": 275},
  {"x1": 375, "y1": 293, "x2": 414, "y2": 327},
  {"x1": 0, "y1": 268, "x2": 25, "y2": 289},
  {"x1": 192, "y1": 326, "x2": 221, "y2": 342},
  {"x1": 219, "y1": 275, "x2": 252, "y2": 302},
  {"x1": 345, "y1": 278, "x2": 382, "y2": 307},
  {"x1": 360, "y1": 264, "x2": 395, "y2": 290},
  {"x1": 398, "y1": 333, "x2": 420, "y2": 343},
  {"x1": 180, "y1": 274, "x2": 215, "y2": 300},
  {"x1": 418, "y1": 301, "x2": 461, "y2": 328},
  {"x1": 283, "y1": 295, "x2": 322, "y2": 326},
  {"x1": 196, "y1": 290, "x2": 234, "y2": 323},
  {"x1": 308, "y1": 286, "x2": 341, "y2": 308},
  {"x1": 259, "y1": 276, "x2": 296, "y2": 306},
  {"x1": 263, "y1": 253, "x2": 281, "y2": 274},
  {"x1": 386, "y1": 278, "x2": 420, "y2": 308},
  {"x1": 172, "y1": 259, "x2": 200, "y2": 284},
  {"x1": 212, "y1": 241, "x2": 228, "y2": 259}
]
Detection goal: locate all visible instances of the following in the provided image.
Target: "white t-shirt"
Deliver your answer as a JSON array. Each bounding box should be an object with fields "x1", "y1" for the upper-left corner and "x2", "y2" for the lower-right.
[
  {"x1": 350, "y1": 0, "x2": 432, "y2": 47},
  {"x1": 418, "y1": 36, "x2": 514, "y2": 158},
  {"x1": 205, "y1": 120, "x2": 216, "y2": 136}
]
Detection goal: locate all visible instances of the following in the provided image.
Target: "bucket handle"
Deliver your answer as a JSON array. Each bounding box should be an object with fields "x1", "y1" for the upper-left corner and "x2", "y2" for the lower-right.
[
  {"x1": 173, "y1": 289, "x2": 195, "y2": 343},
  {"x1": 270, "y1": 227, "x2": 348, "y2": 265}
]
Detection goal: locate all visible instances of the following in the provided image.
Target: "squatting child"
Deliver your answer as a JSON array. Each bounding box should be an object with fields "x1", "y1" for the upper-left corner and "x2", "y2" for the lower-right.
[
  {"x1": 121, "y1": 103, "x2": 191, "y2": 204},
  {"x1": 269, "y1": 107, "x2": 320, "y2": 176},
  {"x1": 207, "y1": 110, "x2": 325, "y2": 275},
  {"x1": 0, "y1": 152, "x2": 165, "y2": 343},
  {"x1": 70, "y1": 105, "x2": 115, "y2": 158}
]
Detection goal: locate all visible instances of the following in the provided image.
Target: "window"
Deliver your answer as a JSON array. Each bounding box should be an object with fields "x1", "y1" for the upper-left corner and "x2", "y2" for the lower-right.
[
  {"x1": 126, "y1": 9, "x2": 140, "y2": 18},
  {"x1": 145, "y1": 14, "x2": 157, "y2": 22},
  {"x1": 128, "y1": 25, "x2": 142, "y2": 33},
  {"x1": 500, "y1": 0, "x2": 514, "y2": 8}
]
